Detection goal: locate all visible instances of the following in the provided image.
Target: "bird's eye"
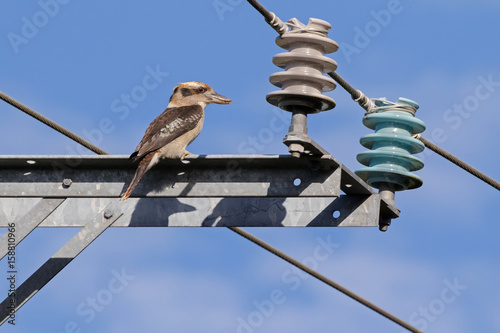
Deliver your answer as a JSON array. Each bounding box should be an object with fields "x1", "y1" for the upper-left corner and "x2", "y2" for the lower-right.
[{"x1": 197, "y1": 87, "x2": 206, "y2": 93}]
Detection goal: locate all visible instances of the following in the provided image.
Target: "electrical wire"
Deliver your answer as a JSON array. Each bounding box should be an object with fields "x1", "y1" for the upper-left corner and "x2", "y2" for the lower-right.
[
  {"x1": 328, "y1": 71, "x2": 360, "y2": 100},
  {"x1": 246, "y1": 0, "x2": 288, "y2": 35},
  {"x1": 0, "y1": 91, "x2": 109, "y2": 155},
  {"x1": 247, "y1": 0, "x2": 275, "y2": 23},
  {"x1": 414, "y1": 134, "x2": 500, "y2": 191},
  {"x1": 327, "y1": 72, "x2": 372, "y2": 112},
  {"x1": 229, "y1": 227, "x2": 424, "y2": 333}
]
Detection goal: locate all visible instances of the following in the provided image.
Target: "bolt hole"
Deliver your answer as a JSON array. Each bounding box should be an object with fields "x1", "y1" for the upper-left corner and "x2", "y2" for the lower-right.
[
  {"x1": 345, "y1": 184, "x2": 352, "y2": 188},
  {"x1": 332, "y1": 210, "x2": 341, "y2": 219},
  {"x1": 293, "y1": 178, "x2": 301, "y2": 187}
]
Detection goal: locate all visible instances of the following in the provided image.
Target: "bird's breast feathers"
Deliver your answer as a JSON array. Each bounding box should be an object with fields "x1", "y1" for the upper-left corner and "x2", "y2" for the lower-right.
[
  {"x1": 158, "y1": 113, "x2": 204, "y2": 159},
  {"x1": 132, "y1": 105, "x2": 205, "y2": 161}
]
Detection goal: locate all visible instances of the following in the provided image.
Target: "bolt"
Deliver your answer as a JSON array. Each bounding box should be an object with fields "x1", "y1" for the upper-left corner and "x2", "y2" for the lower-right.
[
  {"x1": 379, "y1": 217, "x2": 391, "y2": 232},
  {"x1": 289, "y1": 143, "x2": 304, "y2": 158},
  {"x1": 62, "y1": 178, "x2": 73, "y2": 188},
  {"x1": 103, "y1": 209, "x2": 113, "y2": 219}
]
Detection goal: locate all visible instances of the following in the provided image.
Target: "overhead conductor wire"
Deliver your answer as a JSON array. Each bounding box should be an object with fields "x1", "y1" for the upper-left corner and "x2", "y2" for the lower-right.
[
  {"x1": 414, "y1": 134, "x2": 500, "y2": 191},
  {"x1": 0, "y1": 91, "x2": 109, "y2": 155},
  {"x1": 230, "y1": 226, "x2": 424, "y2": 333}
]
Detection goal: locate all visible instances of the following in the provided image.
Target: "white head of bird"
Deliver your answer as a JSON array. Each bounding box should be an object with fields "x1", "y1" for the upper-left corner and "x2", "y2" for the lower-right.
[{"x1": 168, "y1": 81, "x2": 232, "y2": 108}]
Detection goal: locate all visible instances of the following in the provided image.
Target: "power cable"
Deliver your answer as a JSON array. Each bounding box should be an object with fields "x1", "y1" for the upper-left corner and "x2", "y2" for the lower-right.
[
  {"x1": 247, "y1": 0, "x2": 275, "y2": 23},
  {"x1": 414, "y1": 134, "x2": 500, "y2": 191},
  {"x1": 0, "y1": 91, "x2": 109, "y2": 155},
  {"x1": 229, "y1": 226, "x2": 424, "y2": 333},
  {"x1": 247, "y1": 0, "x2": 288, "y2": 35}
]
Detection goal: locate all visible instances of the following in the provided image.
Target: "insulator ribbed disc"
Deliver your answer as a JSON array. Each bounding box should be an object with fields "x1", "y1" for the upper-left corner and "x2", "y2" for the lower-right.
[
  {"x1": 355, "y1": 99, "x2": 426, "y2": 191},
  {"x1": 266, "y1": 18, "x2": 339, "y2": 113},
  {"x1": 266, "y1": 90, "x2": 335, "y2": 112}
]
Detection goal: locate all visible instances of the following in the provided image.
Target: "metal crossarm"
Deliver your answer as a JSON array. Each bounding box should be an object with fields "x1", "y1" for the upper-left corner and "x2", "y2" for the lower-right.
[{"x1": 0, "y1": 154, "x2": 397, "y2": 228}]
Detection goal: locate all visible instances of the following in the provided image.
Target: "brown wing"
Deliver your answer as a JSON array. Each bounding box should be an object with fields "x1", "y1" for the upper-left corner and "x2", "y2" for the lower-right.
[{"x1": 130, "y1": 105, "x2": 203, "y2": 162}]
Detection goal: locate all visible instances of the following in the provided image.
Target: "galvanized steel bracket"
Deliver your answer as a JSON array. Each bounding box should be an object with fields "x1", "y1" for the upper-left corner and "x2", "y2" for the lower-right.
[{"x1": 0, "y1": 154, "x2": 398, "y2": 228}]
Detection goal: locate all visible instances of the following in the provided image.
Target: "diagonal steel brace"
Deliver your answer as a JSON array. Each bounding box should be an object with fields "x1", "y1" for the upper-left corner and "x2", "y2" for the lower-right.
[
  {"x1": 0, "y1": 198, "x2": 65, "y2": 260},
  {"x1": 0, "y1": 201, "x2": 122, "y2": 326}
]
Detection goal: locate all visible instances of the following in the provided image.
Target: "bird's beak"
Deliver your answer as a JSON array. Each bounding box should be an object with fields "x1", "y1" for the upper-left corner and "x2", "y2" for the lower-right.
[{"x1": 204, "y1": 92, "x2": 232, "y2": 104}]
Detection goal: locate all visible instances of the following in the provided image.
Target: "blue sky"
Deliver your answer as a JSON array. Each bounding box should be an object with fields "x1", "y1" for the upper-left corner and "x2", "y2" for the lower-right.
[{"x1": 1, "y1": 0, "x2": 499, "y2": 332}]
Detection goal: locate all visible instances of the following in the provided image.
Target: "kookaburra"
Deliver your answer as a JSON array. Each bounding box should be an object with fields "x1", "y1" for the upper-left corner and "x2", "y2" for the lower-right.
[{"x1": 120, "y1": 81, "x2": 231, "y2": 201}]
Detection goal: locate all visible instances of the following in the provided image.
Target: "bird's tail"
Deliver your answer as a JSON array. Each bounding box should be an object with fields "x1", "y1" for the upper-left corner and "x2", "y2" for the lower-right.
[{"x1": 120, "y1": 152, "x2": 157, "y2": 201}]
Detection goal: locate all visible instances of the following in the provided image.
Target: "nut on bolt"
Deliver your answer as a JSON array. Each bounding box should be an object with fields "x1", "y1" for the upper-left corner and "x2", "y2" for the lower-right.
[
  {"x1": 62, "y1": 178, "x2": 73, "y2": 188},
  {"x1": 289, "y1": 143, "x2": 305, "y2": 158},
  {"x1": 103, "y1": 209, "x2": 113, "y2": 219}
]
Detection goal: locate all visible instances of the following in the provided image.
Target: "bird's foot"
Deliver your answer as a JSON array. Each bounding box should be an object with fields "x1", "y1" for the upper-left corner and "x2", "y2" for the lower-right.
[{"x1": 180, "y1": 150, "x2": 192, "y2": 160}]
